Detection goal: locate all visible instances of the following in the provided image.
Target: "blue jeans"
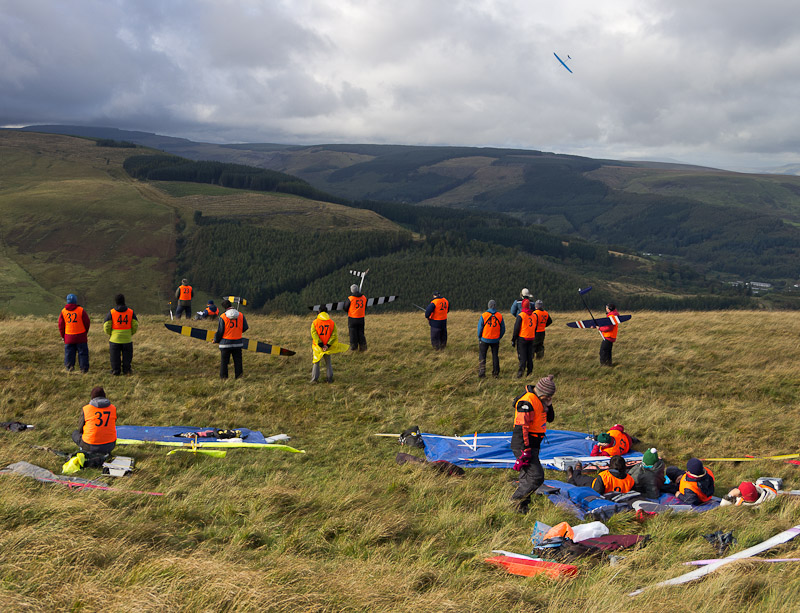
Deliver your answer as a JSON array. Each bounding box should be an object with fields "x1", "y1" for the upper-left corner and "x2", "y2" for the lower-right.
[{"x1": 65, "y1": 343, "x2": 89, "y2": 372}]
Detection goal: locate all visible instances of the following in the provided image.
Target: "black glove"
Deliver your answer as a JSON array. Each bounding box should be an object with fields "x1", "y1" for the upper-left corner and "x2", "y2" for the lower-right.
[{"x1": 511, "y1": 339, "x2": 516, "y2": 348}]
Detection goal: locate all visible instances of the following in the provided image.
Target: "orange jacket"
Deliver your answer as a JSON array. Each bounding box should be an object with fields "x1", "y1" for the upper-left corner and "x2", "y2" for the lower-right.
[
  {"x1": 178, "y1": 284, "x2": 193, "y2": 301},
  {"x1": 347, "y1": 295, "x2": 366, "y2": 318},
  {"x1": 604, "y1": 428, "x2": 632, "y2": 456},
  {"x1": 429, "y1": 297, "x2": 449, "y2": 321},
  {"x1": 533, "y1": 309, "x2": 550, "y2": 333},
  {"x1": 81, "y1": 402, "x2": 117, "y2": 445},
  {"x1": 480, "y1": 311, "x2": 503, "y2": 340},
  {"x1": 514, "y1": 390, "x2": 549, "y2": 444},
  {"x1": 313, "y1": 316, "x2": 334, "y2": 345},
  {"x1": 518, "y1": 312, "x2": 536, "y2": 339},
  {"x1": 593, "y1": 469, "x2": 635, "y2": 494},
  {"x1": 110, "y1": 307, "x2": 133, "y2": 331},
  {"x1": 678, "y1": 468, "x2": 716, "y2": 503},
  {"x1": 221, "y1": 313, "x2": 244, "y2": 340},
  {"x1": 599, "y1": 309, "x2": 619, "y2": 341},
  {"x1": 61, "y1": 306, "x2": 87, "y2": 336}
]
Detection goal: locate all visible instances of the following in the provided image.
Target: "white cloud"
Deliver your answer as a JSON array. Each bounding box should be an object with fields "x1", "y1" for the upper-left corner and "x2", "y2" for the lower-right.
[{"x1": 1, "y1": 0, "x2": 799, "y2": 170}]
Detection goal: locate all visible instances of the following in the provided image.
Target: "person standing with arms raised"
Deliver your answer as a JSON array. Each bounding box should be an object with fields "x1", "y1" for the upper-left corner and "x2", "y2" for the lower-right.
[
  {"x1": 597, "y1": 303, "x2": 619, "y2": 366},
  {"x1": 425, "y1": 291, "x2": 449, "y2": 350},
  {"x1": 58, "y1": 293, "x2": 91, "y2": 373},
  {"x1": 343, "y1": 284, "x2": 367, "y2": 352},
  {"x1": 174, "y1": 278, "x2": 193, "y2": 320},
  {"x1": 477, "y1": 300, "x2": 505, "y2": 379},
  {"x1": 103, "y1": 294, "x2": 138, "y2": 376}
]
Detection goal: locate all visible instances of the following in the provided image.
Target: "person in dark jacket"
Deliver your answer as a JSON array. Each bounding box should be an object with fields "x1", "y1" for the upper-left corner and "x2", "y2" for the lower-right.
[
  {"x1": 195, "y1": 300, "x2": 219, "y2": 320},
  {"x1": 71, "y1": 386, "x2": 117, "y2": 456},
  {"x1": 510, "y1": 288, "x2": 532, "y2": 318},
  {"x1": 174, "y1": 278, "x2": 193, "y2": 319},
  {"x1": 103, "y1": 294, "x2": 138, "y2": 376},
  {"x1": 477, "y1": 300, "x2": 505, "y2": 378},
  {"x1": 343, "y1": 284, "x2": 367, "y2": 352},
  {"x1": 509, "y1": 375, "x2": 556, "y2": 514},
  {"x1": 58, "y1": 293, "x2": 91, "y2": 373},
  {"x1": 511, "y1": 299, "x2": 536, "y2": 378},
  {"x1": 213, "y1": 299, "x2": 248, "y2": 379},
  {"x1": 666, "y1": 458, "x2": 716, "y2": 505},
  {"x1": 628, "y1": 448, "x2": 666, "y2": 499},
  {"x1": 425, "y1": 291, "x2": 449, "y2": 350}
]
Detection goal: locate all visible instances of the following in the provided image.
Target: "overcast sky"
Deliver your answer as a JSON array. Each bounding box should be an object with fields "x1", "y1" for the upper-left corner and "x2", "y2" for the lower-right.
[{"x1": 2, "y1": 0, "x2": 799, "y2": 171}]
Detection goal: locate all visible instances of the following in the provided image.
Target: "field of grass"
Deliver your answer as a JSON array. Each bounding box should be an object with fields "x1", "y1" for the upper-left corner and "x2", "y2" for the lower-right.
[{"x1": 1, "y1": 310, "x2": 799, "y2": 612}]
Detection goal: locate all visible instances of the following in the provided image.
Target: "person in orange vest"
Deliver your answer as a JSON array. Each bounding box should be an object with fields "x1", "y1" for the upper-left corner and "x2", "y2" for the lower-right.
[
  {"x1": 343, "y1": 284, "x2": 367, "y2": 352},
  {"x1": 590, "y1": 424, "x2": 633, "y2": 457},
  {"x1": 58, "y1": 293, "x2": 91, "y2": 373},
  {"x1": 531, "y1": 299, "x2": 552, "y2": 360},
  {"x1": 665, "y1": 458, "x2": 716, "y2": 505},
  {"x1": 591, "y1": 455, "x2": 635, "y2": 495},
  {"x1": 510, "y1": 375, "x2": 556, "y2": 514},
  {"x1": 311, "y1": 306, "x2": 349, "y2": 383},
  {"x1": 212, "y1": 299, "x2": 248, "y2": 379},
  {"x1": 103, "y1": 294, "x2": 138, "y2": 376},
  {"x1": 477, "y1": 300, "x2": 505, "y2": 378},
  {"x1": 174, "y1": 278, "x2": 193, "y2": 319},
  {"x1": 424, "y1": 291, "x2": 449, "y2": 350},
  {"x1": 71, "y1": 386, "x2": 117, "y2": 456},
  {"x1": 596, "y1": 303, "x2": 619, "y2": 366},
  {"x1": 511, "y1": 299, "x2": 536, "y2": 378},
  {"x1": 195, "y1": 300, "x2": 219, "y2": 320}
]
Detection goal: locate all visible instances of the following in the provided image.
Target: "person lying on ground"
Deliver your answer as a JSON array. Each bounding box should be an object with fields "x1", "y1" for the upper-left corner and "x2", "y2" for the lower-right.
[
  {"x1": 666, "y1": 458, "x2": 716, "y2": 505},
  {"x1": 720, "y1": 480, "x2": 778, "y2": 507},
  {"x1": 590, "y1": 424, "x2": 633, "y2": 457},
  {"x1": 591, "y1": 455, "x2": 635, "y2": 495}
]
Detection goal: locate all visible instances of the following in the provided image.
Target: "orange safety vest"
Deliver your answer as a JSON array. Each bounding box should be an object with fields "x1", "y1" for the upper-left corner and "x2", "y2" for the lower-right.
[
  {"x1": 348, "y1": 295, "x2": 366, "y2": 318},
  {"x1": 481, "y1": 311, "x2": 503, "y2": 340},
  {"x1": 178, "y1": 284, "x2": 192, "y2": 300},
  {"x1": 678, "y1": 468, "x2": 715, "y2": 503},
  {"x1": 596, "y1": 470, "x2": 635, "y2": 493},
  {"x1": 81, "y1": 402, "x2": 117, "y2": 445},
  {"x1": 61, "y1": 306, "x2": 86, "y2": 335},
  {"x1": 430, "y1": 297, "x2": 449, "y2": 321},
  {"x1": 534, "y1": 309, "x2": 549, "y2": 334},
  {"x1": 603, "y1": 429, "x2": 631, "y2": 456},
  {"x1": 513, "y1": 391, "x2": 548, "y2": 435},
  {"x1": 206, "y1": 306, "x2": 218, "y2": 316},
  {"x1": 518, "y1": 313, "x2": 536, "y2": 339},
  {"x1": 221, "y1": 313, "x2": 244, "y2": 340},
  {"x1": 110, "y1": 308, "x2": 133, "y2": 331},
  {"x1": 313, "y1": 317, "x2": 334, "y2": 344},
  {"x1": 600, "y1": 313, "x2": 619, "y2": 341}
]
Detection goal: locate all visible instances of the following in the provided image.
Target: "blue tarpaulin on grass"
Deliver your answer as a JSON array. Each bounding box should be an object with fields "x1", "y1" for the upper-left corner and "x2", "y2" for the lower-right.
[
  {"x1": 421, "y1": 429, "x2": 643, "y2": 469},
  {"x1": 116, "y1": 425, "x2": 269, "y2": 444}
]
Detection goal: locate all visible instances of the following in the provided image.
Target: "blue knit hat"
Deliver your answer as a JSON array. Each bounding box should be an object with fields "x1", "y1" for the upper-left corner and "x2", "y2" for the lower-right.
[
  {"x1": 66, "y1": 294, "x2": 77, "y2": 304},
  {"x1": 686, "y1": 458, "x2": 704, "y2": 476}
]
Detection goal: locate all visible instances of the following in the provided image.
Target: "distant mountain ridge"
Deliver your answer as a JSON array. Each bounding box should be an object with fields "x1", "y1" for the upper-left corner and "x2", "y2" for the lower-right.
[{"x1": 16, "y1": 125, "x2": 800, "y2": 286}]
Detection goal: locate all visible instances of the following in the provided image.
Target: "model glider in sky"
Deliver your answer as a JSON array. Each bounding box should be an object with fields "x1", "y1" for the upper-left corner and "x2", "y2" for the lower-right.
[{"x1": 554, "y1": 52, "x2": 573, "y2": 73}]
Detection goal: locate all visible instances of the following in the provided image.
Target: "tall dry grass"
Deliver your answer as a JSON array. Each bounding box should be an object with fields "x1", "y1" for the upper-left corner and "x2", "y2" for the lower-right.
[{"x1": 0, "y1": 310, "x2": 798, "y2": 612}]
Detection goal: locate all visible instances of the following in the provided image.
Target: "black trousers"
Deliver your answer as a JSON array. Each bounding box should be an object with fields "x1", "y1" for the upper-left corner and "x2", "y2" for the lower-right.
[
  {"x1": 532, "y1": 332, "x2": 546, "y2": 360},
  {"x1": 478, "y1": 341, "x2": 500, "y2": 377},
  {"x1": 599, "y1": 340, "x2": 614, "y2": 365},
  {"x1": 510, "y1": 431, "x2": 544, "y2": 504},
  {"x1": 430, "y1": 324, "x2": 447, "y2": 350},
  {"x1": 175, "y1": 303, "x2": 192, "y2": 319},
  {"x1": 71, "y1": 429, "x2": 116, "y2": 455},
  {"x1": 220, "y1": 347, "x2": 243, "y2": 379},
  {"x1": 348, "y1": 318, "x2": 367, "y2": 351},
  {"x1": 109, "y1": 342, "x2": 133, "y2": 375},
  {"x1": 516, "y1": 338, "x2": 534, "y2": 376}
]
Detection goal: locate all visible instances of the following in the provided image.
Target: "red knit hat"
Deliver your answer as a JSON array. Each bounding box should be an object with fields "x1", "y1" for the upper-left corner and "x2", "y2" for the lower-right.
[{"x1": 738, "y1": 481, "x2": 758, "y2": 503}]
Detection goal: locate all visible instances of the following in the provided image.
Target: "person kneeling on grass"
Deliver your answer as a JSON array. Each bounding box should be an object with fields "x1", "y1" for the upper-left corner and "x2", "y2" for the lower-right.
[
  {"x1": 71, "y1": 386, "x2": 117, "y2": 457},
  {"x1": 590, "y1": 424, "x2": 633, "y2": 457}
]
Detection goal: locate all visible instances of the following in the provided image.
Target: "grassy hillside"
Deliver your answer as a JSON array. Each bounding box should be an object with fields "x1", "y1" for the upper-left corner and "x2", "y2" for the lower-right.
[
  {"x1": 0, "y1": 132, "x2": 408, "y2": 315},
  {"x1": 1, "y1": 310, "x2": 799, "y2": 611}
]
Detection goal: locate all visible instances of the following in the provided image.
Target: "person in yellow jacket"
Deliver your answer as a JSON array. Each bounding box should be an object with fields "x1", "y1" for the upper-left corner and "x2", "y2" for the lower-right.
[
  {"x1": 311, "y1": 307, "x2": 349, "y2": 383},
  {"x1": 71, "y1": 386, "x2": 117, "y2": 457},
  {"x1": 103, "y1": 294, "x2": 138, "y2": 376}
]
